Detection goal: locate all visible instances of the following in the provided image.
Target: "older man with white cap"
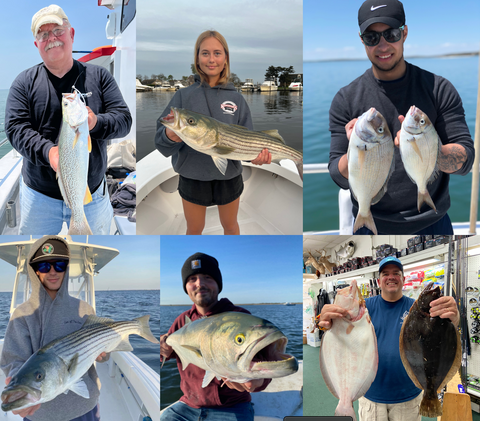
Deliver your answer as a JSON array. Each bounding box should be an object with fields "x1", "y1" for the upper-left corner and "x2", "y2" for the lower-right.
[{"x1": 5, "y1": 4, "x2": 132, "y2": 235}]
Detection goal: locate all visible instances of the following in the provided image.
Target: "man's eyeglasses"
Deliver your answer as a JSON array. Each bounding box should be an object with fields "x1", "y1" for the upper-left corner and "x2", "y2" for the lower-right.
[
  {"x1": 360, "y1": 26, "x2": 405, "y2": 47},
  {"x1": 36, "y1": 28, "x2": 66, "y2": 43},
  {"x1": 35, "y1": 261, "x2": 68, "y2": 273}
]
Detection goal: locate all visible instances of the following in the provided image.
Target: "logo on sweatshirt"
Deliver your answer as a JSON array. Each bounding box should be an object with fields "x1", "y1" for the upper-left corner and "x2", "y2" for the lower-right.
[
  {"x1": 400, "y1": 310, "x2": 409, "y2": 324},
  {"x1": 221, "y1": 101, "x2": 238, "y2": 115}
]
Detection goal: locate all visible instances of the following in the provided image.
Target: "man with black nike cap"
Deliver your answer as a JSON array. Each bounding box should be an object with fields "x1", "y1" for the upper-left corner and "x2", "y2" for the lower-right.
[
  {"x1": 319, "y1": 256, "x2": 459, "y2": 420},
  {"x1": 160, "y1": 252, "x2": 271, "y2": 421},
  {"x1": 328, "y1": 0, "x2": 474, "y2": 235}
]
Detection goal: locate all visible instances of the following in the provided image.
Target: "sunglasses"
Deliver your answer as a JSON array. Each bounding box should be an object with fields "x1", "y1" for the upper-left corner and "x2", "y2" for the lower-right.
[
  {"x1": 360, "y1": 26, "x2": 405, "y2": 47},
  {"x1": 36, "y1": 261, "x2": 68, "y2": 273}
]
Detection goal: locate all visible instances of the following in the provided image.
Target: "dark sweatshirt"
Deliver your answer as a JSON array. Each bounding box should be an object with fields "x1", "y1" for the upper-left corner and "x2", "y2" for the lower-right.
[
  {"x1": 155, "y1": 75, "x2": 253, "y2": 181},
  {"x1": 166, "y1": 298, "x2": 271, "y2": 408},
  {"x1": 329, "y1": 62, "x2": 474, "y2": 234},
  {"x1": 5, "y1": 60, "x2": 132, "y2": 200}
]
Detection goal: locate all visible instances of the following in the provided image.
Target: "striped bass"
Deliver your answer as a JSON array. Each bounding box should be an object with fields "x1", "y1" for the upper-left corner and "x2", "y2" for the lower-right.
[
  {"x1": 58, "y1": 91, "x2": 93, "y2": 235},
  {"x1": 161, "y1": 107, "x2": 303, "y2": 181},
  {"x1": 319, "y1": 280, "x2": 378, "y2": 421},
  {"x1": 399, "y1": 105, "x2": 440, "y2": 213},
  {"x1": 348, "y1": 108, "x2": 394, "y2": 234},
  {"x1": 1, "y1": 315, "x2": 159, "y2": 412},
  {"x1": 166, "y1": 312, "x2": 298, "y2": 387}
]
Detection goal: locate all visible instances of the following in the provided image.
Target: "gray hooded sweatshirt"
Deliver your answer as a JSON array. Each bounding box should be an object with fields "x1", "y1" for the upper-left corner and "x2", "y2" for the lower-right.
[
  {"x1": 0, "y1": 236, "x2": 100, "y2": 421},
  {"x1": 155, "y1": 75, "x2": 254, "y2": 181}
]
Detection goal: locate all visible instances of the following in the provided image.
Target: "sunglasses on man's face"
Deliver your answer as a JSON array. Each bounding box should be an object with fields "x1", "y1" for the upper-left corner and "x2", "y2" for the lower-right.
[
  {"x1": 360, "y1": 26, "x2": 405, "y2": 47},
  {"x1": 36, "y1": 261, "x2": 68, "y2": 273}
]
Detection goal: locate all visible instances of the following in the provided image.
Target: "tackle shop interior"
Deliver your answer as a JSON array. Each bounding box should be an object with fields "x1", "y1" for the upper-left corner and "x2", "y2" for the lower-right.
[{"x1": 303, "y1": 234, "x2": 480, "y2": 420}]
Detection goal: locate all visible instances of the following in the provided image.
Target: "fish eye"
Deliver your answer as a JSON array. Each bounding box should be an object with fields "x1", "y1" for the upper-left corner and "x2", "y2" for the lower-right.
[
  {"x1": 187, "y1": 118, "x2": 196, "y2": 125},
  {"x1": 420, "y1": 119, "x2": 425, "y2": 125},
  {"x1": 234, "y1": 333, "x2": 245, "y2": 345},
  {"x1": 35, "y1": 372, "x2": 44, "y2": 381},
  {"x1": 378, "y1": 127, "x2": 384, "y2": 133}
]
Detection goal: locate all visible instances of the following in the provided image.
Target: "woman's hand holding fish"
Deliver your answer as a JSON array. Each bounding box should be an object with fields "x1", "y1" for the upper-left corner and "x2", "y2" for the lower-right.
[
  {"x1": 394, "y1": 115, "x2": 405, "y2": 147},
  {"x1": 86, "y1": 106, "x2": 97, "y2": 131},
  {"x1": 221, "y1": 378, "x2": 265, "y2": 393},
  {"x1": 160, "y1": 334, "x2": 173, "y2": 360},
  {"x1": 429, "y1": 296, "x2": 460, "y2": 326},
  {"x1": 318, "y1": 304, "x2": 349, "y2": 330},
  {"x1": 251, "y1": 149, "x2": 272, "y2": 165},
  {"x1": 5, "y1": 377, "x2": 41, "y2": 417},
  {"x1": 48, "y1": 146, "x2": 59, "y2": 172},
  {"x1": 95, "y1": 352, "x2": 109, "y2": 363}
]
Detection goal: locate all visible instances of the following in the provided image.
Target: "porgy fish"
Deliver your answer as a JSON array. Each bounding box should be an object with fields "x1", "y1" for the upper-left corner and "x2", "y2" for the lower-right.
[
  {"x1": 161, "y1": 107, "x2": 303, "y2": 181},
  {"x1": 57, "y1": 91, "x2": 93, "y2": 235},
  {"x1": 399, "y1": 105, "x2": 440, "y2": 212},
  {"x1": 166, "y1": 312, "x2": 298, "y2": 387},
  {"x1": 319, "y1": 280, "x2": 378, "y2": 421},
  {"x1": 399, "y1": 283, "x2": 461, "y2": 417},
  {"x1": 1, "y1": 315, "x2": 159, "y2": 412},
  {"x1": 347, "y1": 108, "x2": 394, "y2": 234}
]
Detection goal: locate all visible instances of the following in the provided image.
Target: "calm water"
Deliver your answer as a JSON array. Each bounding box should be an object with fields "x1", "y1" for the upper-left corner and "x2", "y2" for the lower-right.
[
  {"x1": 0, "y1": 89, "x2": 9, "y2": 159},
  {"x1": 0, "y1": 290, "x2": 160, "y2": 375},
  {"x1": 304, "y1": 56, "x2": 479, "y2": 232},
  {"x1": 136, "y1": 90, "x2": 303, "y2": 161},
  {"x1": 160, "y1": 304, "x2": 303, "y2": 409}
]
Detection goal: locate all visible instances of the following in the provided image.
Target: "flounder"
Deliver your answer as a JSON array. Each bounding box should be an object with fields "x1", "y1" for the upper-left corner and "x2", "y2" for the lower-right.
[
  {"x1": 319, "y1": 280, "x2": 378, "y2": 421},
  {"x1": 399, "y1": 282, "x2": 461, "y2": 417}
]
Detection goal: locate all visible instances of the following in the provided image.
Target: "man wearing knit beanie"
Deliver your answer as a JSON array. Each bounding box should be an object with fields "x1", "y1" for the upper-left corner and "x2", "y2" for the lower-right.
[{"x1": 160, "y1": 252, "x2": 272, "y2": 421}]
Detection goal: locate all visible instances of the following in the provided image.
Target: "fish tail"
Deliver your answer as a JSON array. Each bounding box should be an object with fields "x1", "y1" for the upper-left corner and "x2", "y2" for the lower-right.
[
  {"x1": 418, "y1": 190, "x2": 437, "y2": 213},
  {"x1": 334, "y1": 400, "x2": 357, "y2": 421},
  {"x1": 134, "y1": 315, "x2": 160, "y2": 344},
  {"x1": 68, "y1": 214, "x2": 93, "y2": 235},
  {"x1": 419, "y1": 392, "x2": 442, "y2": 417},
  {"x1": 353, "y1": 211, "x2": 377, "y2": 235}
]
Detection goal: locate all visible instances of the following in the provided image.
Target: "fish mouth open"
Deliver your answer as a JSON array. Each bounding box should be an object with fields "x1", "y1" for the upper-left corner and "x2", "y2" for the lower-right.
[
  {"x1": 243, "y1": 330, "x2": 298, "y2": 377},
  {"x1": 160, "y1": 107, "x2": 180, "y2": 130},
  {"x1": 1, "y1": 385, "x2": 41, "y2": 412}
]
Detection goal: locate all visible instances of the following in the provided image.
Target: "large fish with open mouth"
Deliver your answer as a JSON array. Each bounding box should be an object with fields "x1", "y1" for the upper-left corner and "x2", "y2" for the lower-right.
[
  {"x1": 1, "y1": 315, "x2": 159, "y2": 412},
  {"x1": 161, "y1": 107, "x2": 303, "y2": 181},
  {"x1": 58, "y1": 90, "x2": 93, "y2": 235},
  {"x1": 319, "y1": 280, "x2": 378, "y2": 421},
  {"x1": 347, "y1": 108, "x2": 394, "y2": 234},
  {"x1": 399, "y1": 282, "x2": 461, "y2": 417},
  {"x1": 165, "y1": 312, "x2": 298, "y2": 387},
  {"x1": 399, "y1": 105, "x2": 440, "y2": 213}
]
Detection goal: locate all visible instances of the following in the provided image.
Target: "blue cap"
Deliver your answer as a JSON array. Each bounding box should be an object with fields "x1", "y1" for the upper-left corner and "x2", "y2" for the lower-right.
[{"x1": 379, "y1": 256, "x2": 403, "y2": 272}]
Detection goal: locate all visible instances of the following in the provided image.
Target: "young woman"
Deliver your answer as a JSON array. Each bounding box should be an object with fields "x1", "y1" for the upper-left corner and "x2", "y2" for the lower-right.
[{"x1": 155, "y1": 30, "x2": 271, "y2": 235}]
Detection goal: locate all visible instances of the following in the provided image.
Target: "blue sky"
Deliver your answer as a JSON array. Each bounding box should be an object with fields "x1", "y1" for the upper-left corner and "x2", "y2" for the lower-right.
[
  {"x1": 304, "y1": 0, "x2": 480, "y2": 61},
  {"x1": 0, "y1": 2, "x2": 112, "y2": 90},
  {"x1": 160, "y1": 236, "x2": 303, "y2": 305},
  {"x1": 0, "y1": 236, "x2": 160, "y2": 291}
]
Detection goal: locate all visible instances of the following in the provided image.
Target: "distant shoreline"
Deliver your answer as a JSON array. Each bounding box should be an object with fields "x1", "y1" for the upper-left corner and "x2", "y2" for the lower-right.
[
  {"x1": 305, "y1": 51, "x2": 478, "y2": 63},
  {"x1": 161, "y1": 302, "x2": 302, "y2": 306}
]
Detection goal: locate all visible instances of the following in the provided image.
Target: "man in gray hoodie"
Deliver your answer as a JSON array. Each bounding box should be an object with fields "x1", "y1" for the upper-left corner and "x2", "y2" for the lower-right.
[{"x1": 1, "y1": 236, "x2": 107, "y2": 421}]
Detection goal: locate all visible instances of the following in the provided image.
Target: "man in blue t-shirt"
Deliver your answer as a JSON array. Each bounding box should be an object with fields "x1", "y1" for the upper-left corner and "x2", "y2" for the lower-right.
[{"x1": 319, "y1": 255, "x2": 459, "y2": 421}]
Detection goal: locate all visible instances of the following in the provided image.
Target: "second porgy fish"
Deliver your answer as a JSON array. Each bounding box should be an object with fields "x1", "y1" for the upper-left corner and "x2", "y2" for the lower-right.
[
  {"x1": 58, "y1": 90, "x2": 92, "y2": 235},
  {"x1": 348, "y1": 108, "x2": 394, "y2": 234},
  {"x1": 319, "y1": 280, "x2": 378, "y2": 421},
  {"x1": 399, "y1": 105, "x2": 440, "y2": 213}
]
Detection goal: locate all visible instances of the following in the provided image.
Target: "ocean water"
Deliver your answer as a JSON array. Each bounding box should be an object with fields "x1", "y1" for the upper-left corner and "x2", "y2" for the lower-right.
[
  {"x1": 160, "y1": 304, "x2": 303, "y2": 410},
  {"x1": 0, "y1": 89, "x2": 9, "y2": 158},
  {"x1": 304, "y1": 56, "x2": 479, "y2": 232},
  {"x1": 0, "y1": 290, "x2": 160, "y2": 375},
  {"x1": 136, "y1": 90, "x2": 303, "y2": 162}
]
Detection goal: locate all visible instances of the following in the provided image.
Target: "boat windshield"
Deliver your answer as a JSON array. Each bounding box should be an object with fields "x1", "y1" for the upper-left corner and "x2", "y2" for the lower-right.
[{"x1": 121, "y1": 0, "x2": 136, "y2": 33}]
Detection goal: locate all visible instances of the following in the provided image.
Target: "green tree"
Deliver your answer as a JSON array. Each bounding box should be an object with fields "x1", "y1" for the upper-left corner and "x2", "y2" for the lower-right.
[
  {"x1": 264, "y1": 65, "x2": 281, "y2": 81},
  {"x1": 278, "y1": 66, "x2": 295, "y2": 87},
  {"x1": 230, "y1": 72, "x2": 241, "y2": 86},
  {"x1": 191, "y1": 64, "x2": 197, "y2": 75}
]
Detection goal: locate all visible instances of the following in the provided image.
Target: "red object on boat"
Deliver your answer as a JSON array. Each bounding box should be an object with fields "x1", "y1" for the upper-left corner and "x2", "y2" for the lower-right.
[{"x1": 78, "y1": 46, "x2": 116, "y2": 63}]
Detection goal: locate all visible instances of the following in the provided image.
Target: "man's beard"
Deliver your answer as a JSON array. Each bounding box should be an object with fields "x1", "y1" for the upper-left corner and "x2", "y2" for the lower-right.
[
  {"x1": 193, "y1": 288, "x2": 217, "y2": 308},
  {"x1": 371, "y1": 55, "x2": 402, "y2": 74}
]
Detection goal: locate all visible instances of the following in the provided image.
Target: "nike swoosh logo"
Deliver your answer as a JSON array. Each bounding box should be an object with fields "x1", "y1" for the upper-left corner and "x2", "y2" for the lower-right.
[{"x1": 371, "y1": 5, "x2": 387, "y2": 10}]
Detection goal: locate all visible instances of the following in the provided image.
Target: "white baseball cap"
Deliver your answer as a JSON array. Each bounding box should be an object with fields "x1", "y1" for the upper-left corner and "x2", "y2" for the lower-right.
[{"x1": 31, "y1": 4, "x2": 69, "y2": 37}]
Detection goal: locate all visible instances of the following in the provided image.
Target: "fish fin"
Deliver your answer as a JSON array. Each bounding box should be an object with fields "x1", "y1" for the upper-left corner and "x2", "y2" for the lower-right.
[
  {"x1": 346, "y1": 324, "x2": 354, "y2": 334},
  {"x1": 66, "y1": 353, "x2": 80, "y2": 378},
  {"x1": 399, "y1": 314, "x2": 424, "y2": 391},
  {"x1": 69, "y1": 379, "x2": 90, "y2": 399},
  {"x1": 319, "y1": 336, "x2": 340, "y2": 400},
  {"x1": 260, "y1": 130, "x2": 286, "y2": 144},
  {"x1": 134, "y1": 315, "x2": 160, "y2": 344},
  {"x1": 357, "y1": 148, "x2": 365, "y2": 173},
  {"x1": 112, "y1": 338, "x2": 134, "y2": 352},
  {"x1": 88, "y1": 135, "x2": 92, "y2": 153},
  {"x1": 231, "y1": 124, "x2": 249, "y2": 130},
  {"x1": 406, "y1": 136, "x2": 423, "y2": 162},
  {"x1": 202, "y1": 371, "x2": 218, "y2": 388},
  {"x1": 419, "y1": 391, "x2": 442, "y2": 417},
  {"x1": 83, "y1": 315, "x2": 115, "y2": 326},
  {"x1": 353, "y1": 212, "x2": 377, "y2": 235},
  {"x1": 417, "y1": 189, "x2": 437, "y2": 213},
  {"x1": 181, "y1": 345, "x2": 203, "y2": 360},
  {"x1": 212, "y1": 156, "x2": 228, "y2": 175},
  {"x1": 334, "y1": 400, "x2": 356, "y2": 420},
  {"x1": 185, "y1": 315, "x2": 192, "y2": 325},
  {"x1": 84, "y1": 186, "x2": 93, "y2": 205},
  {"x1": 213, "y1": 145, "x2": 236, "y2": 155},
  {"x1": 73, "y1": 129, "x2": 80, "y2": 148}
]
